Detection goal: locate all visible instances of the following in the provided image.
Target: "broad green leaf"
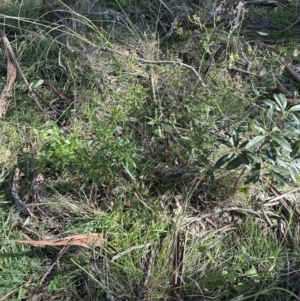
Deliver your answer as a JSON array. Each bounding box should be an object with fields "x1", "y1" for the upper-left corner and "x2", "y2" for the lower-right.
[
  {"x1": 243, "y1": 151, "x2": 261, "y2": 163},
  {"x1": 288, "y1": 104, "x2": 300, "y2": 112},
  {"x1": 217, "y1": 139, "x2": 233, "y2": 148},
  {"x1": 285, "y1": 129, "x2": 300, "y2": 137},
  {"x1": 291, "y1": 141, "x2": 300, "y2": 158},
  {"x1": 245, "y1": 135, "x2": 265, "y2": 150},
  {"x1": 270, "y1": 165, "x2": 290, "y2": 175},
  {"x1": 263, "y1": 99, "x2": 280, "y2": 110},
  {"x1": 271, "y1": 134, "x2": 292, "y2": 152},
  {"x1": 244, "y1": 169, "x2": 260, "y2": 184},
  {"x1": 214, "y1": 153, "x2": 234, "y2": 169},
  {"x1": 272, "y1": 171, "x2": 290, "y2": 186},
  {"x1": 288, "y1": 165, "x2": 298, "y2": 182},
  {"x1": 273, "y1": 93, "x2": 287, "y2": 110},
  {"x1": 226, "y1": 154, "x2": 248, "y2": 170}
]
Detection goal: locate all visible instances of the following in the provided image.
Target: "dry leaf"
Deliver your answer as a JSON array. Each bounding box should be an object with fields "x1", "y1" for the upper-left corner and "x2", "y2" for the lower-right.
[{"x1": 7, "y1": 233, "x2": 103, "y2": 247}]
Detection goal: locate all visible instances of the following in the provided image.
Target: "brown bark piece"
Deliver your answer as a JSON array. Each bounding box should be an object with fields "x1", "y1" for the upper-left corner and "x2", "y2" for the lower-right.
[{"x1": 7, "y1": 233, "x2": 103, "y2": 247}]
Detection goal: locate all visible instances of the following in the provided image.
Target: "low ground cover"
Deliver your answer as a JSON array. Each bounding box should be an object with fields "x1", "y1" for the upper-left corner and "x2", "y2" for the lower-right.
[{"x1": 1, "y1": 0, "x2": 300, "y2": 300}]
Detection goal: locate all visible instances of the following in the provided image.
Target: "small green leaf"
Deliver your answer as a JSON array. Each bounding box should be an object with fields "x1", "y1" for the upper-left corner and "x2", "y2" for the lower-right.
[
  {"x1": 244, "y1": 169, "x2": 260, "y2": 184},
  {"x1": 271, "y1": 134, "x2": 292, "y2": 152},
  {"x1": 226, "y1": 154, "x2": 246, "y2": 170},
  {"x1": 245, "y1": 266, "x2": 258, "y2": 277},
  {"x1": 237, "y1": 187, "x2": 250, "y2": 194},
  {"x1": 273, "y1": 93, "x2": 287, "y2": 110},
  {"x1": 30, "y1": 79, "x2": 44, "y2": 89},
  {"x1": 214, "y1": 153, "x2": 234, "y2": 169},
  {"x1": 236, "y1": 121, "x2": 247, "y2": 133},
  {"x1": 288, "y1": 104, "x2": 300, "y2": 112},
  {"x1": 267, "y1": 105, "x2": 276, "y2": 130},
  {"x1": 245, "y1": 135, "x2": 265, "y2": 150},
  {"x1": 217, "y1": 139, "x2": 233, "y2": 148},
  {"x1": 272, "y1": 172, "x2": 290, "y2": 186},
  {"x1": 233, "y1": 129, "x2": 239, "y2": 147}
]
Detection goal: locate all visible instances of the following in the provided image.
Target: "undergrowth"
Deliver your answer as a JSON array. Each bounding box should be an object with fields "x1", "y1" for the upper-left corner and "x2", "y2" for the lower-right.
[{"x1": 1, "y1": 0, "x2": 300, "y2": 300}]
